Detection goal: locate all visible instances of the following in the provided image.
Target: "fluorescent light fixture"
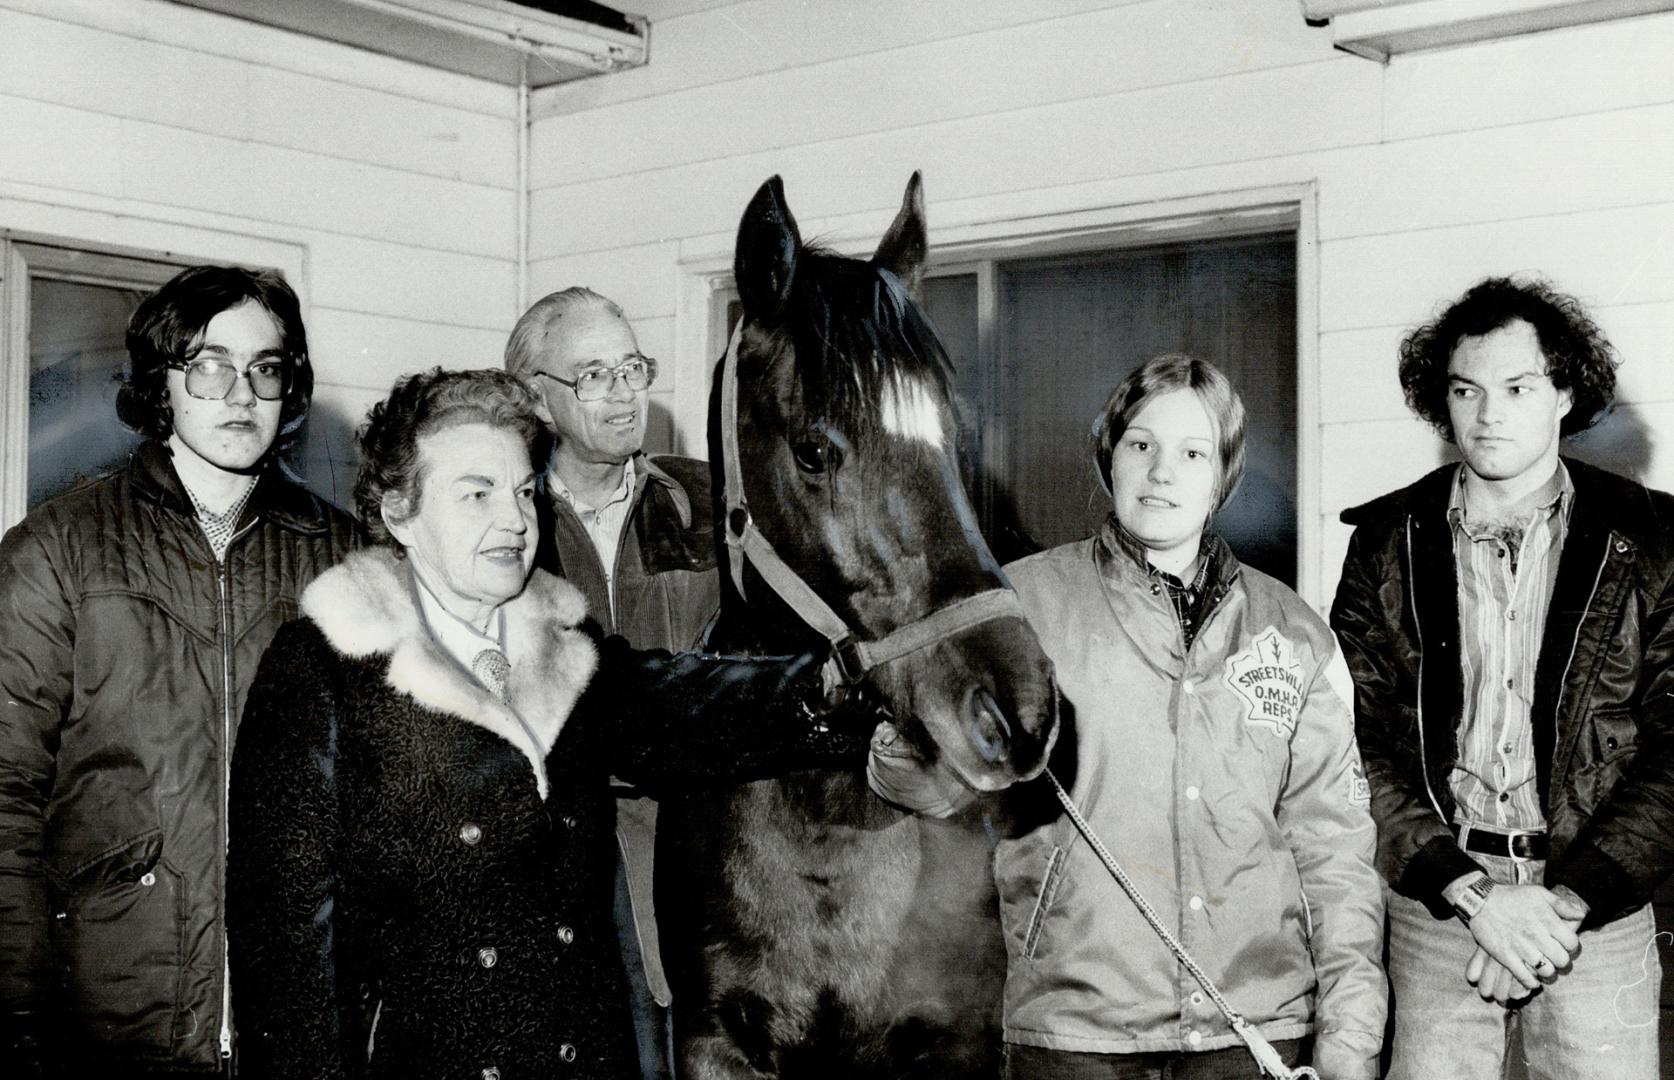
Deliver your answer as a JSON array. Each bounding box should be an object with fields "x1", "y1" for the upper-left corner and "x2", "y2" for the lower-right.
[
  {"x1": 1301, "y1": 0, "x2": 1674, "y2": 60},
  {"x1": 168, "y1": 0, "x2": 648, "y2": 85}
]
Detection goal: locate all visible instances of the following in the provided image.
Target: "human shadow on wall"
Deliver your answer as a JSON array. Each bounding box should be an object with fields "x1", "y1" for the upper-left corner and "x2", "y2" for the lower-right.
[{"x1": 292, "y1": 397, "x2": 362, "y2": 514}]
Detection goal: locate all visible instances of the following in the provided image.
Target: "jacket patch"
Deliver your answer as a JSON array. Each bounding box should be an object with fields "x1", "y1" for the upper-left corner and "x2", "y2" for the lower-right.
[
  {"x1": 1224, "y1": 626, "x2": 1305, "y2": 739},
  {"x1": 1348, "y1": 758, "x2": 1371, "y2": 805}
]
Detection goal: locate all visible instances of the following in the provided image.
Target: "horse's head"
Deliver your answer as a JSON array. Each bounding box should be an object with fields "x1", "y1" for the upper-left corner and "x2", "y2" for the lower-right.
[{"x1": 721, "y1": 173, "x2": 1058, "y2": 791}]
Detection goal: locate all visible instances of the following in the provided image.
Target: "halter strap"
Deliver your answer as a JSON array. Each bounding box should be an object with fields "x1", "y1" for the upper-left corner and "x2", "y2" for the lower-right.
[{"x1": 718, "y1": 323, "x2": 1022, "y2": 685}]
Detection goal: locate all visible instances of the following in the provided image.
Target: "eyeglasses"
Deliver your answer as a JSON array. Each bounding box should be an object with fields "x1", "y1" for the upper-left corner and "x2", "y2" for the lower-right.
[
  {"x1": 534, "y1": 356, "x2": 658, "y2": 402},
  {"x1": 167, "y1": 357, "x2": 291, "y2": 401}
]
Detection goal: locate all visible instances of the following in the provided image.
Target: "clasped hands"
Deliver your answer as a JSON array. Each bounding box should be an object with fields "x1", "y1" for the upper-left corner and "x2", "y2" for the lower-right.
[{"x1": 1462, "y1": 883, "x2": 1587, "y2": 1004}]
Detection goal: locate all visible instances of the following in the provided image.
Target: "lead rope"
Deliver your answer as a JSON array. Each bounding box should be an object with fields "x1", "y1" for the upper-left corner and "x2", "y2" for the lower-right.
[{"x1": 1045, "y1": 769, "x2": 1320, "y2": 1080}]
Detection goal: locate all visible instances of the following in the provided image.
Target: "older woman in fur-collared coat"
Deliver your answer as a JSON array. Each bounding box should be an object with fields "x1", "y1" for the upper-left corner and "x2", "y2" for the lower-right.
[{"x1": 226, "y1": 369, "x2": 871, "y2": 1080}]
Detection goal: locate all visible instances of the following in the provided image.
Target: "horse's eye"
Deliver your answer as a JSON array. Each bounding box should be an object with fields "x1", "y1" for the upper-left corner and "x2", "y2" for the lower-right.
[{"x1": 791, "y1": 436, "x2": 842, "y2": 475}]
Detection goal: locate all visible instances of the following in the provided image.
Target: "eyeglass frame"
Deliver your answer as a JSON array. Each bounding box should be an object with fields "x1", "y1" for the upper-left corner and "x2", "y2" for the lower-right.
[
  {"x1": 532, "y1": 355, "x2": 659, "y2": 402},
  {"x1": 165, "y1": 355, "x2": 293, "y2": 401}
]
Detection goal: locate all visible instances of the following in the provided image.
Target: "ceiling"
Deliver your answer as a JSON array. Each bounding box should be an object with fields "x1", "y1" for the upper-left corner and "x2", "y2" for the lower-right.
[{"x1": 165, "y1": 0, "x2": 649, "y2": 87}]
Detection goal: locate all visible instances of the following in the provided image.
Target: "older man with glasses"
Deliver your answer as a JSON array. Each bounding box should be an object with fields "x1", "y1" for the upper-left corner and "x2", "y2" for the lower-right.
[
  {"x1": 0, "y1": 264, "x2": 356, "y2": 1077},
  {"x1": 505, "y1": 286, "x2": 722, "y2": 1080}
]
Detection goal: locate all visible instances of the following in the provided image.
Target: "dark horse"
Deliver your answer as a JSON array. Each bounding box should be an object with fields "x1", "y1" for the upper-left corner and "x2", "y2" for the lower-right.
[{"x1": 655, "y1": 174, "x2": 1062, "y2": 1079}]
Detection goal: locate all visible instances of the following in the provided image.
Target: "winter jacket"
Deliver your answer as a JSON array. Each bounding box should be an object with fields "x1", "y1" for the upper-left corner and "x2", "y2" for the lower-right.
[
  {"x1": 995, "y1": 527, "x2": 1385, "y2": 1072},
  {"x1": 0, "y1": 440, "x2": 354, "y2": 1074},
  {"x1": 225, "y1": 549, "x2": 865, "y2": 1080},
  {"x1": 1330, "y1": 459, "x2": 1674, "y2": 928},
  {"x1": 534, "y1": 452, "x2": 722, "y2": 1004}
]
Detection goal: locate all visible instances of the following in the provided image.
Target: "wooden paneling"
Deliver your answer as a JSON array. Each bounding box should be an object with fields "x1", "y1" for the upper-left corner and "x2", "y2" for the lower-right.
[
  {"x1": 526, "y1": 241, "x2": 681, "y2": 319},
  {"x1": 1319, "y1": 417, "x2": 1448, "y2": 515},
  {"x1": 0, "y1": 0, "x2": 511, "y2": 114},
  {"x1": 1381, "y1": 10, "x2": 1674, "y2": 141},
  {"x1": 306, "y1": 235, "x2": 514, "y2": 331},
  {"x1": 532, "y1": 0, "x2": 1145, "y2": 118},
  {"x1": 531, "y1": 58, "x2": 1379, "y2": 258},
  {"x1": 1317, "y1": 104, "x2": 1674, "y2": 242},
  {"x1": 305, "y1": 308, "x2": 509, "y2": 389},
  {"x1": 1318, "y1": 202, "x2": 1674, "y2": 334},
  {"x1": 530, "y1": 0, "x2": 1335, "y2": 190},
  {"x1": 0, "y1": 94, "x2": 514, "y2": 260},
  {"x1": 0, "y1": 8, "x2": 517, "y2": 187}
]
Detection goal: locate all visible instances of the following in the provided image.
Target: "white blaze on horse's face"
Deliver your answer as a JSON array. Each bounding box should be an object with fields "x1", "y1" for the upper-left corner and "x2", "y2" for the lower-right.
[{"x1": 878, "y1": 373, "x2": 945, "y2": 451}]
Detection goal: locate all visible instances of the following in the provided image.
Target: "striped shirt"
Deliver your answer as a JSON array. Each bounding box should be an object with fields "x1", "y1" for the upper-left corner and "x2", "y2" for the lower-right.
[{"x1": 1446, "y1": 463, "x2": 1573, "y2": 832}]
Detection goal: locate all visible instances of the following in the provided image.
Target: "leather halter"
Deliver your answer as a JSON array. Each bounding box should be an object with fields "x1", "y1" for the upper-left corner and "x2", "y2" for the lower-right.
[{"x1": 718, "y1": 322, "x2": 1023, "y2": 687}]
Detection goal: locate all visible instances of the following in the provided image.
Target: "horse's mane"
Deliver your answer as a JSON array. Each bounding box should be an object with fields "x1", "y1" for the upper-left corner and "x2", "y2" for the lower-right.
[{"x1": 777, "y1": 244, "x2": 955, "y2": 435}]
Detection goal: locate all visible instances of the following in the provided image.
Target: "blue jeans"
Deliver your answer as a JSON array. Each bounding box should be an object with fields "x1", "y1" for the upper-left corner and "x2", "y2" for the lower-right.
[
  {"x1": 1386, "y1": 855, "x2": 1660, "y2": 1080},
  {"x1": 1003, "y1": 1041, "x2": 1303, "y2": 1080},
  {"x1": 615, "y1": 853, "x2": 673, "y2": 1080}
]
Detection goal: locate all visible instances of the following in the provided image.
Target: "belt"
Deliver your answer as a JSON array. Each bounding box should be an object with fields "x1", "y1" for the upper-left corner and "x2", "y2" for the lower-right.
[{"x1": 1451, "y1": 822, "x2": 1549, "y2": 860}]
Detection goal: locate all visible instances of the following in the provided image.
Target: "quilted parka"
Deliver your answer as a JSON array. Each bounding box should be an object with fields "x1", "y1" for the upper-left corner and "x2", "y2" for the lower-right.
[{"x1": 0, "y1": 440, "x2": 354, "y2": 1074}]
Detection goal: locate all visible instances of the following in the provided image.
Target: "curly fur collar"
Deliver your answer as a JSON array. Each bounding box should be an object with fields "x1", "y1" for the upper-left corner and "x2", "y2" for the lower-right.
[{"x1": 300, "y1": 549, "x2": 598, "y2": 799}]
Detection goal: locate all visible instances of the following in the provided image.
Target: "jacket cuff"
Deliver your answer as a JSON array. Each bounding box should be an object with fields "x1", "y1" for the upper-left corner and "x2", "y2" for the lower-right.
[
  {"x1": 1547, "y1": 839, "x2": 1634, "y2": 931},
  {"x1": 1313, "y1": 1028, "x2": 1382, "y2": 1080},
  {"x1": 1396, "y1": 834, "x2": 1483, "y2": 920}
]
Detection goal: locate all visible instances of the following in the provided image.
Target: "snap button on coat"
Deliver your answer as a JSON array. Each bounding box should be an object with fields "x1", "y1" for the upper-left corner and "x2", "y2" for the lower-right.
[
  {"x1": 460, "y1": 822, "x2": 483, "y2": 845},
  {"x1": 482, "y1": 1068, "x2": 500, "y2": 1080},
  {"x1": 557, "y1": 925, "x2": 575, "y2": 945},
  {"x1": 478, "y1": 947, "x2": 498, "y2": 969},
  {"x1": 558, "y1": 1043, "x2": 578, "y2": 1063}
]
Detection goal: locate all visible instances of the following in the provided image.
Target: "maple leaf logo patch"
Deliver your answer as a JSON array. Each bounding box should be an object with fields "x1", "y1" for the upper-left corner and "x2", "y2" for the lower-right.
[{"x1": 1224, "y1": 626, "x2": 1305, "y2": 739}]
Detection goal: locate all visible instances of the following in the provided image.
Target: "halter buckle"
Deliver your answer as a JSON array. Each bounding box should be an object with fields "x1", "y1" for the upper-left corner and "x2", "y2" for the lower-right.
[{"x1": 829, "y1": 636, "x2": 870, "y2": 685}]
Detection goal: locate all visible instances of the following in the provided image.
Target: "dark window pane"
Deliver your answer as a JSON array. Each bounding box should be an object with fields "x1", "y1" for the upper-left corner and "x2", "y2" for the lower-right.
[
  {"x1": 989, "y1": 234, "x2": 1297, "y2": 582},
  {"x1": 28, "y1": 279, "x2": 146, "y2": 507}
]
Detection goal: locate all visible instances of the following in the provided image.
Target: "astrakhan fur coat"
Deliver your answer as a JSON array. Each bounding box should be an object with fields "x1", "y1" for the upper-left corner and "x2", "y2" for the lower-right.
[{"x1": 227, "y1": 549, "x2": 864, "y2": 1080}]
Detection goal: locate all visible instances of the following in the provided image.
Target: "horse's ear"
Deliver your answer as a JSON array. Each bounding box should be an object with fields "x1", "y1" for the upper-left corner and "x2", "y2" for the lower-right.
[
  {"x1": 735, "y1": 175, "x2": 800, "y2": 322},
  {"x1": 873, "y1": 171, "x2": 927, "y2": 297}
]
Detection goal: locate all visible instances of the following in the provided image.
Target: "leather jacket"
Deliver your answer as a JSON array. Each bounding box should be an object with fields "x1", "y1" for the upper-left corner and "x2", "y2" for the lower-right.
[
  {"x1": 1330, "y1": 459, "x2": 1674, "y2": 928},
  {"x1": 0, "y1": 441, "x2": 355, "y2": 1072},
  {"x1": 535, "y1": 453, "x2": 720, "y2": 651}
]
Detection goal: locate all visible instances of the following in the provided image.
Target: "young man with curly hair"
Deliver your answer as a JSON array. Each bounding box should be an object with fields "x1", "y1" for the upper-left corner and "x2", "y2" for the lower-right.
[
  {"x1": 0, "y1": 266, "x2": 356, "y2": 1077},
  {"x1": 1330, "y1": 277, "x2": 1674, "y2": 1078}
]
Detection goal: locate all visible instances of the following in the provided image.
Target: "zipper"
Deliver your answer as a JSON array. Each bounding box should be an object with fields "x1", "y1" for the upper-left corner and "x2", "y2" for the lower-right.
[
  {"x1": 217, "y1": 518, "x2": 259, "y2": 1062},
  {"x1": 1404, "y1": 517, "x2": 1448, "y2": 822}
]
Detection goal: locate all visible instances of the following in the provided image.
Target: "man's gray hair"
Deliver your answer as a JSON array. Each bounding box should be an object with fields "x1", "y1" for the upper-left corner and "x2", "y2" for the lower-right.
[{"x1": 504, "y1": 286, "x2": 626, "y2": 375}]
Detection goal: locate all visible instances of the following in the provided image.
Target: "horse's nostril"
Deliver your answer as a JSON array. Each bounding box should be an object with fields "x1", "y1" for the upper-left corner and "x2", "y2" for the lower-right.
[{"x1": 968, "y1": 687, "x2": 1012, "y2": 763}]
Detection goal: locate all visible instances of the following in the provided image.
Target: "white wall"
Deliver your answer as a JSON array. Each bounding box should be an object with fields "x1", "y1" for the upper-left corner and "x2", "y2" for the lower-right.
[
  {"x1": 0, "y1": 0, "x2": 522, "y2": 502},
  {"x1": 528, "y1": 0, "x2": 1674, "y2": 607}
]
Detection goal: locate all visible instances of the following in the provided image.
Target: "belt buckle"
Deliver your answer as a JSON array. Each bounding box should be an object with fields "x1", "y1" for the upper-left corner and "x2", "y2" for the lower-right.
[{"x1": 1457, "y1": 823, "x2": 1546, "y2": 860}]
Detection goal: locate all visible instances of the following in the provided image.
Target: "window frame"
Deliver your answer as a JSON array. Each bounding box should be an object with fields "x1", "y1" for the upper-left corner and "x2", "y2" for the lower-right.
[{"x1": 677, "y1": 182, "x2": 1325, "y2": 605}]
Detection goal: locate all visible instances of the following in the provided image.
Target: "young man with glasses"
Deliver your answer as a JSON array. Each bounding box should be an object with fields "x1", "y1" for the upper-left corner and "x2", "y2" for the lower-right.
[
  {"x1": 0, "y1": 265, "x2": 356, "y2": 1077},
  {"x1": 506, "y1": 286, "x2": 721, "y2": 1080}
]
